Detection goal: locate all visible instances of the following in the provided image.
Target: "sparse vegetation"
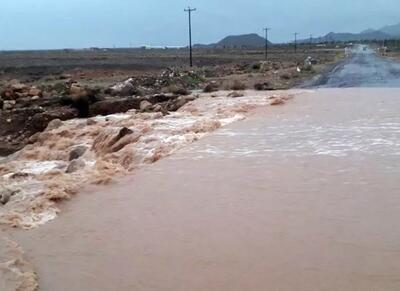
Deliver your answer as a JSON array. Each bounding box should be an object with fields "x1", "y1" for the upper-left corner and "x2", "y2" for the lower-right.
[
  {"x1": 280, "y1": 73, "x2": 292, "y2": 80},
  {"x1": 203, "y1": 82, "x2": 219, "y2": 93},
  {"x1": 231, "y1": 80, "x2": 246, "y2": 90},
  {"x1": 164, "y1": 85, "x2": 191, "y2": 95}
]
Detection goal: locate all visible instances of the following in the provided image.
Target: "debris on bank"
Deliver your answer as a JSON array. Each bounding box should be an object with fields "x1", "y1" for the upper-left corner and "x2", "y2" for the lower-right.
[{"x1": 0, "y1": 69, "x2": 205, "y2": 155}]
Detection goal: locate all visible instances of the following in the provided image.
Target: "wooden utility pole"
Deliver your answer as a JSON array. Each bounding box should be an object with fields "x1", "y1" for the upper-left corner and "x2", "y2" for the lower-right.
[
  {"x1": 294, "y1": 32, "x2": 299, "y2": 53},
  {"x1": 264, "y1": 27, "x2": 271, "y2": 61},
  {"x1": 184, "y1": 7, "x2": 196, "y2": 67}
]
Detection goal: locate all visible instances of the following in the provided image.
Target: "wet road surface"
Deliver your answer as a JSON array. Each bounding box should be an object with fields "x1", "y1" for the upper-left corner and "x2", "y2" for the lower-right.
[
  {"x1": 311, "y1": 46, "x2": 400, "y2": 87},
  {"x1": 10, "y1": 88, "x2": 400, "y2": 291}
]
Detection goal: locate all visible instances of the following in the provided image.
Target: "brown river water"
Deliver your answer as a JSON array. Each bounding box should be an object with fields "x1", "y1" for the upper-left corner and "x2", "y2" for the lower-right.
[{"x1": 3, "y1": 88, "x2": 400, "y2": 290}]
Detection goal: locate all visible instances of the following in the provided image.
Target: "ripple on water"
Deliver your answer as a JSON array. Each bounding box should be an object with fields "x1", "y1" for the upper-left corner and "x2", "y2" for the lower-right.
[{"x1": 181, "y1": 117, "x2": 400, "y2": 160}]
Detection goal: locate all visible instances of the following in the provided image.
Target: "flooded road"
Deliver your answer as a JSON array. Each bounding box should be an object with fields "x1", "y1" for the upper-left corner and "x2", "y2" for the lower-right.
[
  {"x1": 312, "y1": 46, "x2": 400, "y2": 87},
  {"x1": 8, "y1": 88, "x2": 400, "y2": 291}
]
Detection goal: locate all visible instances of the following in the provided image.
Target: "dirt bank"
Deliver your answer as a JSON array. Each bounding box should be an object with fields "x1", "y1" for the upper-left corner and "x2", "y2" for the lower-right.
[{"x1": 0, "y1": 48, "x2": 343, "y2": 154}]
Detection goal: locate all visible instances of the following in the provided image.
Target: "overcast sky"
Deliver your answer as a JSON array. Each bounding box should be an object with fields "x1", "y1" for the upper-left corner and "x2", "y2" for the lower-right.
[{"x1": 0, "y1": 0, "x2": 399, "y2": 50}]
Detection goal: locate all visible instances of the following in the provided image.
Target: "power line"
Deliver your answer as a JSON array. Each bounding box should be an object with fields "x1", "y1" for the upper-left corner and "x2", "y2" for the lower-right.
[
  {"x1": 184, "y1": 6, "x2": 196, "y2": 67},
  {"x1": 263, "y1": 27, "x2": 271, "y2": 61}
]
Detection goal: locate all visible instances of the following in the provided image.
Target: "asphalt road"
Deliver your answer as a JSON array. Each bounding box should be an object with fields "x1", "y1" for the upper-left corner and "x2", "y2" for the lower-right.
[{"x1": 312, "y1": 45, "x2": 400, "y2": 88}]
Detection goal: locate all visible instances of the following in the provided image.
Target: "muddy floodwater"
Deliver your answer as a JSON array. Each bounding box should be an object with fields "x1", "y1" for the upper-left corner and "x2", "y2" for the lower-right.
[{"x1": 3, "y1": 88, "x2": 399, "y2": 291}]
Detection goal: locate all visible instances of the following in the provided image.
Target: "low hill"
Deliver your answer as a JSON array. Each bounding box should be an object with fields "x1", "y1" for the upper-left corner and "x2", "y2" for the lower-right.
[
  {"x1": 215, "y1": 33, "x2": 271, "y2": 48},
  {"x1": 323, "y1": 31, "x2": 391, "y2": 42},
  {"x1": 379, "y1": 22, "x2": 400, "y2": 37},
  {"x1": 194, "y1": 34, "x2": 272, "y2": 49}
]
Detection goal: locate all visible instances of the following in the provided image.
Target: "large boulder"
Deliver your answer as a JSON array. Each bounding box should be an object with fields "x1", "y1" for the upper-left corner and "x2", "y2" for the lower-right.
[
  {"x1": 92, "y1": 127, "x2": 137, "y2": 155},
  {"x1": 66, "y1": 159, "x2": 86, "y2": 173},
  {"x1": 140, "y1": 100, "x2": 153, "y2": 112},
  {"x1": 0, "y1": 187, "x2": 18, "y2": 205},
  {"x1": 69, "y1": 145, "x2": 88, "y2": 161},
  {"x1": 90, "y1": 97, "x2": 143, "y2": 116},
  {"x1": 31, "y1": 107, "x2": 78, "y2": 132},
  {"x1": 110, "y1": 79, "x2": 137, "y2": 96}
]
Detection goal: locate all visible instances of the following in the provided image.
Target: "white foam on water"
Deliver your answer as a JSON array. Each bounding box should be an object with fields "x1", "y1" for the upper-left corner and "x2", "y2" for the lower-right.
[{"x1": 0, "y1": 90, "x2": 285, "y2": 229}]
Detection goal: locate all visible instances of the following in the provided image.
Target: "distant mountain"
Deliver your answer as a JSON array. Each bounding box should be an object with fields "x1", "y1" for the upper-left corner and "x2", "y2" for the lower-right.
[
  {"x1": 216, "y1": 33, "x2": 271, "y2": 48},
  {"x1": 360, "y1": 29, "x2": 376, "y2": 34},
  {"x1": 322, "y1": 31, "x2": 391, "y2": 42},
  {"x1": 379, "y1": 22, "x2": 400, "y2": 37},
  {"x1": 194, "y1": 33, "x2": 272, "y2": 49}
]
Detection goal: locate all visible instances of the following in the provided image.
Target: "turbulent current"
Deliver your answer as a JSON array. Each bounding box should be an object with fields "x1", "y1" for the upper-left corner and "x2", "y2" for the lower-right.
[{"x1": 0, "y1": 91, "x2": 291, "y2": 229}]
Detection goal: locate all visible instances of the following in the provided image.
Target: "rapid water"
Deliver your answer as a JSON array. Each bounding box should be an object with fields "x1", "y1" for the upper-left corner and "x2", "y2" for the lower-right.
[{"x1": 8, "y1": 88, "x2": 400, "y2": 291}]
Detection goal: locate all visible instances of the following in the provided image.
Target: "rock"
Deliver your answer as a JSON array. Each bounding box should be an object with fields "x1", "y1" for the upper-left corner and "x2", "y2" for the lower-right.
[
  {"x1": 0, "y1": 98, "x2": 3, "y2": 109},
  {"x1": 70, "y1": 84, "x2": 88, "y2": 98},
  {"x1": 165, "y1": 85, "x2": 190, "y2": 96},
  {"x1": 46, "y1": 119, "x2": 63, "y2": 131},
  {"x1": 153, "y1": 104, "x2": 163, "y2": 112},
  {"x1": 270, "y1": 97, "x2": 285, "y2": 106},
  {"x1": 3, "y1": 100, "x2": 16, "y2": 110},
  {"x1": 10, "y1": 82, "x2": 27, "y2": 92},
  {"x1": 71, "y1": 95, "x2": 90, "y2": 118},
  {"x1": 165, "y1": 96, "x2": 191, "y2": 112},
  {"x1": 92, "y1": 127, "x2": 135, "y2": 154},
  {"x1": 254, "y1": 82, "x2": 274, "y2": 91},
  {"x1": 31, "y1": 107, "x2": 78, "y2": 132},
  {"x1": 28, "y1": 87, "x2": 42, "y2": 97},
  {"x1": 0, "y1": 191, "x2": 11, "y2": 205},
  {"x1": 227, "y1": 91, "x2": 244, "y2": 98},
  {"x1": 148, "y1": 94, "x2": 174, "y2": 104},
  {"x1": 90, "y1": 97, "x2": 143, "y2": 116},
  {"x1": 69, "y1": 145, "x2": 88, "y2": 161},
  {"x1": 86, "y1": 119, "x2": 97, "y2": 126},
  {"x1": 110, "y1": 79, "x2": 137, "y2": 96},
  {"x1": 140, "y1": 100, "x2": 153, "y2": 111},
  {"x1": 30, "y1": 95, "x2": 40, "y2": 101},
  {"x1": 0, "y1": 187, "x2": 18, "y2": 205},
  {"x1": 66, "y1": 159, "x2": 86, "y2": 173},
  {"x1": 203, "y1": 82, "x2": 219, "y2": 93}
]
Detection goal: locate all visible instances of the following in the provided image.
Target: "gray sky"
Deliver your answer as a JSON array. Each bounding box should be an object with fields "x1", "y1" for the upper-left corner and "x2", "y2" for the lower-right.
[{"x1": 0, "y1": 0, "x2": 399, "y2": 50}]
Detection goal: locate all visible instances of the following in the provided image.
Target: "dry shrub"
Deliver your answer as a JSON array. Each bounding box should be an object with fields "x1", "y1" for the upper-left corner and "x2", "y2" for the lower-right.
[
  {"x1": 203, "y1": 82, "x2": 219, "y2": 93},
  {"x1": 164, "y1": 85, "x2": 190, "y2": 95},
  {"x1": 280, "y1": 73, "x2": 291, "y2": 80},
  {"x1": 254, "y1": 82, "x2": 272, "y2": 91},
  {"x1": 230, "y1": 80, "x2": 246, "y2": 91}
]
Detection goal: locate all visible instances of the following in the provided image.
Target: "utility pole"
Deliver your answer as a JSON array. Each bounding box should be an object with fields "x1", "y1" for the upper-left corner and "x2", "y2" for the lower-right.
[
  {"x1": 184, "y1": 6, "x2": 196, "y2": 67},
  {"x1": 309, "y1": 34, "x2": 313, "y2": 50},
  {"x1": 294, "y1": 32, "x2": 299, "y2": 53},
  {"x1": 264, "y1": 27, "x2": 271, "y2": 61}
]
